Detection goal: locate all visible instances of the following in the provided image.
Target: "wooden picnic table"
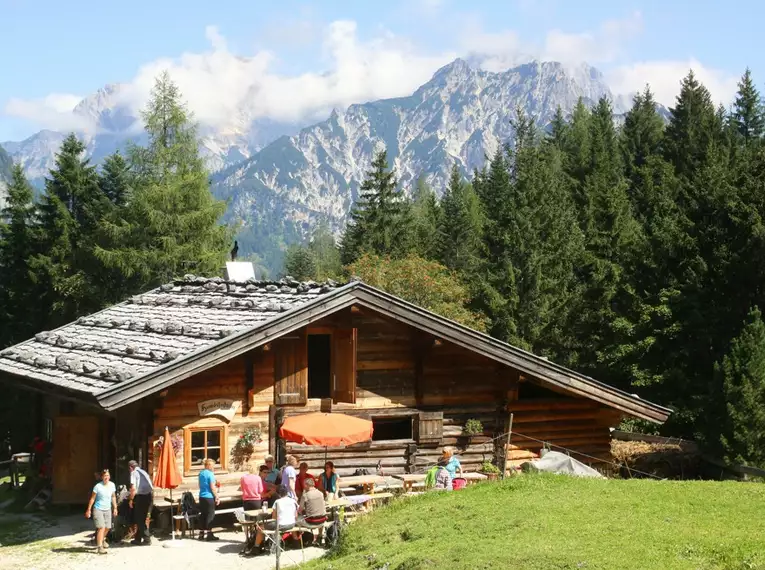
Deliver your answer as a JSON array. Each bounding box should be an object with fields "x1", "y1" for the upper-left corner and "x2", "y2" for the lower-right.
[
  {"x1": 392, "y1": 472, "x2": 489, "y2": 492},
  {"x1": 340, "y1": 474, "x2": 387, "y2": 494}
]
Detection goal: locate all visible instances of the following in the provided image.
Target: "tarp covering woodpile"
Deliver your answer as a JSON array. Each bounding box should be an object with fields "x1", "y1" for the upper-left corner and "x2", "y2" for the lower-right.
[{"x1": 521, "y1": 451, "x2": 604, "y2": 478}]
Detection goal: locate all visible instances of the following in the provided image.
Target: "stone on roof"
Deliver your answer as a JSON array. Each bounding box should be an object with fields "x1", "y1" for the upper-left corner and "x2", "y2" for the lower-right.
[{"x1": 0, "y1": 276, "x2": 343, "y2": 396}]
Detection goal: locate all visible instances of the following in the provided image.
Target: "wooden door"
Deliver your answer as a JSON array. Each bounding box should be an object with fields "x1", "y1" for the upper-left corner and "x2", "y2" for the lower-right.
[
  {"x1": 274, "y1": 331, "x2": 308, "y2": 405},
  {"x1": 333, "y1": 328, "x2": 357, "y2": 404},
  {"x1": 52, "y1": 416, "x2": 100, "y2": 504}
]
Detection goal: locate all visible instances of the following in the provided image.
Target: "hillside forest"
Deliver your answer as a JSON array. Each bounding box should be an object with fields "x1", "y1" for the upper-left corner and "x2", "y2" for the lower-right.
[{"x1": 1, "y1": 68, "x2": 765, "y2": 469}]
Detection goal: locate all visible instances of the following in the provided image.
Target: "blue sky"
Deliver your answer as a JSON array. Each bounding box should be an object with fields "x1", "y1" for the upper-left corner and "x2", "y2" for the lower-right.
[{"x1": 0, "y1": 0, "x2": 761, "y2": 141}]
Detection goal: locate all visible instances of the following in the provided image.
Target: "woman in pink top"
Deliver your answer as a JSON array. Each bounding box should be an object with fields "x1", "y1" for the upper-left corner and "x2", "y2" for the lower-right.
[{"x1": 239, "y1": 463, "x2": 265, "y2": 510}]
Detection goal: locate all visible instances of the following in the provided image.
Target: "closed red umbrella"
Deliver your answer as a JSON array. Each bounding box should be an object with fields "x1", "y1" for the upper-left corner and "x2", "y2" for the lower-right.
[{"x1": 153, "y1": 426, "x2": 182, "y2": 545}]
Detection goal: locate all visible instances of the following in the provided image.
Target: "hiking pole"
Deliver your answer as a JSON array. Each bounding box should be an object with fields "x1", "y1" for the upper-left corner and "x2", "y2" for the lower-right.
[{"x1": 274, "y1": 501, "x2": 280, "y2": 570}]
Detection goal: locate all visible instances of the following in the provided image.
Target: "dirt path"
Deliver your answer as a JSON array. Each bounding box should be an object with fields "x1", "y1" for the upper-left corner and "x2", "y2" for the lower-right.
[{"x1": 0, "y1": 514, "x2": 326, "y2": 570}]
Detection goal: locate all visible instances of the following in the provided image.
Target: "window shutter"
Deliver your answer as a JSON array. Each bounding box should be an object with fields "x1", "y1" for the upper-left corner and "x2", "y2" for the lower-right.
[
  {"x1": 333, "y1": 328, "x2": 357, "y2": 404},
  {"x1": 416, "y1": 411, "x2": 443, "y2": 445},
  {"x1": 274, "y1": 331, "x2": 307, "y2": 405}
]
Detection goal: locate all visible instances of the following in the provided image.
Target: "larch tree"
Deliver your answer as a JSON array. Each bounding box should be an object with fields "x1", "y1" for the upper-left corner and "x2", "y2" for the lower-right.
[{"x1": 95, "y1": 72, "x2": 230, "y2": 290}]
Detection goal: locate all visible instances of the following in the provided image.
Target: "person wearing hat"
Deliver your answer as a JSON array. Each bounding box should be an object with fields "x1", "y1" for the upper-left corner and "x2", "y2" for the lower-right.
[{"x1": 128, "y1": 459, "x2": 154, "y2": 545}]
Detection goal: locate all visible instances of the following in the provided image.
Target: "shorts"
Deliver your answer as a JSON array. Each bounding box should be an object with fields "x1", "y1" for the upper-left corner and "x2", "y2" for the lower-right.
[
  {"x1": 93, "y1": 508, "x2": 112, "y2": 529},
  {"x1": 302, "y1": 515, "x2": 327, "y2": 526},
  {"x1": 262, "y1": 520, "x2": 294, "y2": 532}
]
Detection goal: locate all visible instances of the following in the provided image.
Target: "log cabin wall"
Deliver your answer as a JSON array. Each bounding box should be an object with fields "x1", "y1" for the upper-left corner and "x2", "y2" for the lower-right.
[
  {"x1": 151, "y1": 348, "x2": 273, "y2": 487},
  {"x1": 149, "y1": 305, "x2": 618, "y2": 484}
]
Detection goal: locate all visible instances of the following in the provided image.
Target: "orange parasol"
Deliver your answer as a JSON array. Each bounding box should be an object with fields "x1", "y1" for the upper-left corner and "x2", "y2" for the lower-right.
[
  {"x1": 279, "y1": 412, "x2": 373, "y2": 447},
  {"x1": 153, "y1": 426, "x2": 182, "y2": 545},
  {"x1": 153, "y1": 426, "x2": 182, "y2": 489}
]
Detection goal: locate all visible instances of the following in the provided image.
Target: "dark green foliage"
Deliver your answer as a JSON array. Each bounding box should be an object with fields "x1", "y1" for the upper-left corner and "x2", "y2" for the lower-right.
[
  {"x1": 283, "y1": 244, "x2": 317, "y2": 281},
  {"x1": 663, "y1": 71, "x2": 720, "y2": 179},
  {"x1": 713, "y1": 307, "x2": 765, "y2": 468},
  {"x1": 340, "y1": 149, "x2": 412, "y2": 264},
  {"x1": 29, "y1": 134, "x2": 111, "y2": 324},
  {"x1": 438, "y1": 164, "x2": 483, "y2": 275},
  {"x1": 95, "y1": 72, "x2": 230, "y2": 289},
  {"x1": 474, "y1": 111, "x2": 584, "y2": 357},
  {"x1": 732, "y1": 68, "x2": 764, "y2": 145},
  {"x1": 0, "y1": 165, "x2": 41, "y2": 346},
  {"x1": 410, "y1": 176, "x2": 442, "y2": 260},
  {"x1": 99, "y1": 151, "x2": 131, "y2": 206}
]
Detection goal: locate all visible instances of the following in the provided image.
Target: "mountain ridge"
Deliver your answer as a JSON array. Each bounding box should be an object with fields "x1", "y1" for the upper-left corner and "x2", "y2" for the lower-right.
[{"x1": 3, "y1": 58, "x2": 656, "y2": 271}]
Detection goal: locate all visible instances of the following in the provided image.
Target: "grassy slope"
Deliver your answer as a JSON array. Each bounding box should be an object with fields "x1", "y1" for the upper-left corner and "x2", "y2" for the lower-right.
[{"x1": 306, "y1": 474, "x2": 765, "y2": 570}]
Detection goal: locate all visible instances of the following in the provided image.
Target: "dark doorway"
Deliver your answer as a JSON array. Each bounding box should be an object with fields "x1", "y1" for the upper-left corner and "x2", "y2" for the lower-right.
[
  {"x1": 308, "y1": 334, "x2": 332, "y2": 399},
  {"x1": 372, "y1": 417, "x2": 413, "y2": 441}
]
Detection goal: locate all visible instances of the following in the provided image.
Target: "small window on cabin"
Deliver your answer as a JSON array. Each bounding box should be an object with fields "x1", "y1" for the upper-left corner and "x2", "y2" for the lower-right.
[
  {"x1": 308, "y1": 334, "x2": 332, "y2": 399},
  {"x1": 372, "y1": 417, "x2": 413, "y2": 441},
  {"x1": 186, "y1": 428, "x2": 225, "y2": 472}
]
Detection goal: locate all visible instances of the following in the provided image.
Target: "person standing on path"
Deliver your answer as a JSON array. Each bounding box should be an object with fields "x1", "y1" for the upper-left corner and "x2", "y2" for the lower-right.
[
  {"x1": 128, "y1": 459, "x2": 154, "y2": 545},
  {"x1": 85, "y1": 469, "x2": 117, "y2": 555},
  {"x1": 198, "y1": 458, "x2": 221, "y2": 541}
]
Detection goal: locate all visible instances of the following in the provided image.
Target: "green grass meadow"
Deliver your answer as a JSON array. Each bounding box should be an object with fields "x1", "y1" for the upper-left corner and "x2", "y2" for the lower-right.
[{"x1": 305, "y1": 474, "x2": 765, "y2": 570}]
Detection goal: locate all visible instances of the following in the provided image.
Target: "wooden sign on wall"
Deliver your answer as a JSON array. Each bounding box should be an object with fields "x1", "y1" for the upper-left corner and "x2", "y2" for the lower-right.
[{"x1": 197, "y1": 399, "x2": 241, "y2": 422}]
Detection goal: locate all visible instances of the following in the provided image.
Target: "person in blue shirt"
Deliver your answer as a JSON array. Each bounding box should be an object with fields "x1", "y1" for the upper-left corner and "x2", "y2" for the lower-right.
[
  {"x1": 85, "y1": 469, "x2": 117, "y2": 555},
  {"x1": 441, "y1": 447, "x2": 462, "y2": 480},
  {"x1": 198, "y1": 458, "x2": 221, "y2": 541}
]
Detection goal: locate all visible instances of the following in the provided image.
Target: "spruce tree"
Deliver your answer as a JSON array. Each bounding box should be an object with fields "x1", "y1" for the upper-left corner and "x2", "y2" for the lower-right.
[
  {"x1": 713, "y1": 307, "x2": 765, "y2": 467},
  {"x1": 0, "y1": 165, "x2": 40, "y2": 346},
  {"x1": 30, "y1": 134, "x2": 110, "y2": 323},
  {"x1": 620, "y1": 86, "x2": 665, "y2": 180},
  {"x1": 340, "y1": 149, "x2": 411, "y2": 264},
  {"x1": 732, "y1": 68, "x2": 764, "y2": 146},
  {"x1": 475, "y1": 114, "x2": 584, "y2": 356},
  {"x1": 663, "y1": 71, "x2": 720, "y2": 179},
  {"x1": 438, "y1": 164, "x2": 484, "y2": 275},
  {"x1": 99, "y1": 151, "x2": 131, "y2": 207},
  {"x1": 95, "y1": 73, "x2": 230, "y2": 289}
]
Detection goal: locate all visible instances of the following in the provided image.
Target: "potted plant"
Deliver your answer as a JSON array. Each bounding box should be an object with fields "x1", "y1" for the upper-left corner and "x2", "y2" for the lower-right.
[
  {"x1": 480, "y1": 461, "x2": 501, "y2": 481},
  {"x1": 230, "y1": 426, "x2": 263, "y2": 470},
  {"x1": 463, "y1": 419, "x2": 483, "y2": 438}
]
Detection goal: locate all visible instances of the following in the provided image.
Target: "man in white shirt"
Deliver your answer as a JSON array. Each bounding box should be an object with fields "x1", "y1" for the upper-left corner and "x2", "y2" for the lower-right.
[
  {"x1": 253, "y1": 485, "x2": 299, "y2": 553},
  {"x1": 128, "y1": 460, "x2": 154, "y2": 545}
]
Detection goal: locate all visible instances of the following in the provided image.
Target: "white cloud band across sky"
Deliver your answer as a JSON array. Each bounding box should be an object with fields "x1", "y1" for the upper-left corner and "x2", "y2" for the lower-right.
[{"x1": 1, "y1": 13, "x2": 741, "y2": 139}]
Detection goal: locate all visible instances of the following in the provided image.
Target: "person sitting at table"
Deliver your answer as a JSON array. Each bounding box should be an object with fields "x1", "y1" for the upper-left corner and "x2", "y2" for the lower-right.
[
  {"x1": 317, "y1": 461, "x2": 340, "y2": 500},
  {"x1": 253, "y1": 485, "x2": 298, "y2": 554},
  {"x1": 441, "y1": 447, "x2": 462, "y2": 480},
  {"x1": 263, "y1": 455, "x2": 280, "y2": 487},
  {"x1": 295, "y1": 462, "x2": 315, "y2": 499},
  {"x1": 299, "y1": 478, "x2": 327, "y2": 525},
  {"x1": 258, "y1": 464, "x2": 276, "y2": 505},
  {"x1": 239, "y1": 462, "x2": 265, "y2": 511}
]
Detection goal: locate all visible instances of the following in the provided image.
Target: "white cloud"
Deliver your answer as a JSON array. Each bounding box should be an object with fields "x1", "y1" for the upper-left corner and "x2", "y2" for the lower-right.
[
  {"x1": 0, "y1": 15, "x2": 743, "y2": 138},
  {"x1": 542, "y1": 11, "x2": 643, "y2": 65},
  {"x1": 4, "y1": 93, "x2": 92, "y2": 133},
  {"x1": 608, "y1": 59, "x2": 739, "y2": 107}
]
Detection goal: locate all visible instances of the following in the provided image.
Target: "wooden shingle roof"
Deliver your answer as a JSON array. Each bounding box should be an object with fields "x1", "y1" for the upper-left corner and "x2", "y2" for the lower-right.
[
  {"x1": 0, "y1": 275, "x2": 342, "y2": 395},
  {"x1": 0, "y1": 277, "x2": 672, "y2": 423}
]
